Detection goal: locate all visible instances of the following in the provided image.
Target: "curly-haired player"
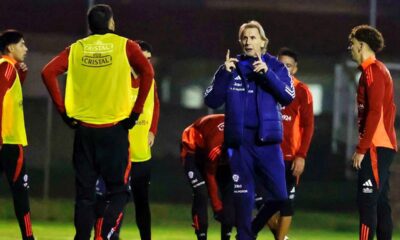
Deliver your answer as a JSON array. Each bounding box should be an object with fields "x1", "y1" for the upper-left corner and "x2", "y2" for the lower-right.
[{"x1": 348, "y1": 25, "x2": 397, "y2": 240}]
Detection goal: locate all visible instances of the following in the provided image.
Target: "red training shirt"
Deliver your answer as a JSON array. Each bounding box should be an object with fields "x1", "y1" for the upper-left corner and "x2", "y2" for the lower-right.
[
  {"x1": 356, "y1": 56, "x2": 397, "y2": 154},
  {"x1": 180, "y1": 114, "x2": 226, "y2": 212},
  {"x1": 281, "y1": 77, "x2": 314, "y2": 161}
]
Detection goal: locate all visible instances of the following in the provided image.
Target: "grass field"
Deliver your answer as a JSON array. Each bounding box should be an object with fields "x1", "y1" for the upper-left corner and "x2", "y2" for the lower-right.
[
  {"x1": 0, "y1": 220, "x2": 360, "y2": 240},
  {"x1": 0, "y1": 199, "x2": 399, "y2": 239}
]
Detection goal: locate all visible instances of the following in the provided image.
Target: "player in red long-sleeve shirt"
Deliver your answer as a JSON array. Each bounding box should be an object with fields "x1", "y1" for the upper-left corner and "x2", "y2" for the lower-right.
[
  {"x1": 259, "y1": 48, "x2": 314, "y2": 240},
  {"x1": 41, "y1": 4, "x2": 153, "y2": 240},
  {"x1": 181, "y1": 114, "x2": 235, "y2": 240},
  {"x1": 348, "y1": 25, "x2": 397, "y2": 240},
  {"x1": 0, "y1": 29, "x2": 34, "y2": 240}
]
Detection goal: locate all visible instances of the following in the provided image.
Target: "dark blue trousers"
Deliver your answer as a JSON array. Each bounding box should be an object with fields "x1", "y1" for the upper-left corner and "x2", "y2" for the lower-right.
[{"x1": 228, "y1": 129, "x2": 287, "y2": 240}]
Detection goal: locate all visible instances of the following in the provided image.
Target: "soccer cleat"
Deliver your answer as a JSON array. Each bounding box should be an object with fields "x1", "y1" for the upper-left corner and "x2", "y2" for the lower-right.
[{"x1": 284, "y1": 236, "x2": 290, "y2": 240}]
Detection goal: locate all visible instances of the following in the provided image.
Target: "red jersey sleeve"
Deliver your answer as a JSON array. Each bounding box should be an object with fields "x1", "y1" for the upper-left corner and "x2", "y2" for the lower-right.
[
  {"x1": 0, "y1": 62, "x2": 17, "y2": 144},
  {"x1": 41, "y1": 48, "x2": 70, "y2": 114},
  {"x1": 356, "y1": 65, "x2": 386, "y2": 154},
  {"x1": 126, "y1": 40, "x2": 154, "y2": 114},
  {"x1": 149, "y1": 81, "x2": 160, "y2": 135},
  {"x1": 297, "y1": 84, "x2": 314, "y2": 158},
  {"x1": 0, "y1": 62, "x2": 16, "y2": 88}
]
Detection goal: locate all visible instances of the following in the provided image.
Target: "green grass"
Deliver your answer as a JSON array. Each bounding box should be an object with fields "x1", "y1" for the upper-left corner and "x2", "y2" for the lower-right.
[
  {"x1": 0, "y1": 220, "x2": 361, "y2": 240},
  {"x1": 0, "y1": 199, "x2": 399, "y2": 239}
]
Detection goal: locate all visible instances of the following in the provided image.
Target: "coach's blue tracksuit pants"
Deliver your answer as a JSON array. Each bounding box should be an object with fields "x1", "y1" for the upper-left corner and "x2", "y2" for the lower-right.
[{"x1": 228, "y1": 128, "x2": 287, "y2": 240}]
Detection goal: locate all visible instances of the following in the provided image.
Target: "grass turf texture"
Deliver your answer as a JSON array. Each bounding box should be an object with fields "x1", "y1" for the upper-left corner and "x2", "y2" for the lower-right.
[{"x1": 0, "y1": 199, "x2": 399, "y2": 239}]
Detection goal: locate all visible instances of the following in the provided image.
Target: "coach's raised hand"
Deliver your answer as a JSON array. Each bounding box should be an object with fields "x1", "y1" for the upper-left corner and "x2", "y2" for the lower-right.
[
  {"x1": 224, "y1": 49, "x2": 238, "y2": 72},
  {"x1": 253, "y1": 52, "x2": 268, "y2": 74}
]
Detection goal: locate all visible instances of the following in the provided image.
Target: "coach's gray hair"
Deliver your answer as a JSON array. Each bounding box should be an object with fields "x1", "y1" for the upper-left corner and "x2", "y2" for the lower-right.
[{"x1": 238, "y1": 20, "x2": 269, "y2": 54}]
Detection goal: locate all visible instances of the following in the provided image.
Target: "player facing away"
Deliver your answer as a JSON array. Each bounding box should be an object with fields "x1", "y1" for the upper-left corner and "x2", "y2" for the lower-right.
[
  {"x1": 180, "y1": 114, "x2": 235, "y2": 240},
  {"x1": 253, "y1": 48, "x2": 314, "y2": 240},
  {"x1": 0, "y1": 29, "x2": 34, "y2": 240},
  {"x1": 348, "y1": 25, "x2": 397, "y2": 240},
  {"x1": 94, "y1": 40, "x2": 160, "y2": 240},
  {"x1": 41, "y1": 4, "x2": 154, "y2": 240},
  {"x1": 204, "y1": 20, "x2": 294, "y2": 240}
]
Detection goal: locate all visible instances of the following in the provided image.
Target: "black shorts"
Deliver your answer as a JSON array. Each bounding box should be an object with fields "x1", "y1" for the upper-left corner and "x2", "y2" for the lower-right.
[
  {"x1": 255, "y1": 160, "x2": 296, "y2": 206},
  {"x1": 284, "y1": 161, "x2": 297, "y2": 201}
]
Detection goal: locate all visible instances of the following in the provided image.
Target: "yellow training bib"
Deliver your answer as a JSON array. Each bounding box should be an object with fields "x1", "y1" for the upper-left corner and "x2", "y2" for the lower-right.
[
  {"x1": 66, "y1": 33, "x2": 132, "y2": 124},
  {"x1": 129, "y1": 80, "x2": 155, "y2": 162},
  {"x1": 0, "y1": 58, "x2": 27, "y2": 146}
]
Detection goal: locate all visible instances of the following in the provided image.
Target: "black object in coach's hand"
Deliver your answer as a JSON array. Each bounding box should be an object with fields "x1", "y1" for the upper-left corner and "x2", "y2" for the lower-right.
[
  {"x1": 61, "y1": 112, "x2": 78, "y2": 129},
  {"x1": 121, "y1": 112, "x2": 140, "y2": 129}
]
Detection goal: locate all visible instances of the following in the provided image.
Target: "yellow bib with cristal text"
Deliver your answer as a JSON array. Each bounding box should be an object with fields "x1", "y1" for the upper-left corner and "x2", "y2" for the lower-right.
[{"x1": 66, "y1": 33, "x2": 132, "y2": 124}]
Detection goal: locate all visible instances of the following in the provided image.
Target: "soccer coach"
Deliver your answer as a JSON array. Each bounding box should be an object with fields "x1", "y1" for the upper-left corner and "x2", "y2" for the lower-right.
[
  {"x1": 204, "y1": 20, "x2": 294, "y2": 240},
  {"x1": 41, "y1": 4, "x2": 154, "y2": 240}
]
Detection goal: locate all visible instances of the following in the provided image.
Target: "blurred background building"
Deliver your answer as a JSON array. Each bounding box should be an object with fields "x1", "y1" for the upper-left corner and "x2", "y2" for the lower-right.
[{"x1": 1, "y1": 0, "x2": 400, "y2": 224}]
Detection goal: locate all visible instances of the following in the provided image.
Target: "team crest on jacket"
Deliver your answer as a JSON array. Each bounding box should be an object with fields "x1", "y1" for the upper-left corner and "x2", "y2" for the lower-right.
[
  {"x1": 188, "y1": 171, "x2": 194, "y2": 179},
  {"x1": 232, "y1": 174, "x2": 239, "y2": 182}
]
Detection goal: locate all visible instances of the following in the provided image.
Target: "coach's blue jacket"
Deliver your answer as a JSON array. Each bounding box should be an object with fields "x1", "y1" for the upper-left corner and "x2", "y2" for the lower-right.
[{"x1": 204, "y1": 53, "x2": 294, "y2": 147}]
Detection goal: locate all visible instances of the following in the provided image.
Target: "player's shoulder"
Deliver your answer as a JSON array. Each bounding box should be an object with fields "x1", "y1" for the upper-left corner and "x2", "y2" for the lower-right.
[
  {"x1": 126, "y1": 39, "x2": 141, "y2": 49},
  {"x1": 294, "y1": 79, "x2": 312, "y2": 99},
  {"x1": 193, "y1": 114, "x2": 224, "y2": 132},
  {"x1": 297, "y1": 81, "x2": 311, "y2": 92},
  {"x1": 370, "y1": 60, "x2": 390, "y2": 76},
  {"x1": 0, "y1": 60, "x2": 16, "y2": 75},
  {"x1": 0, "y1": 60, "x2": 17, "y2": 83},
  {"x1": 0, "y1": 60, "x2": 12, "y2": 68},
  {"x1": 199, "y1": 114, "x2": 224, "y2": 125},
  {"x1": 294, "y1": 78, "x2": 309, "y2": 90}
]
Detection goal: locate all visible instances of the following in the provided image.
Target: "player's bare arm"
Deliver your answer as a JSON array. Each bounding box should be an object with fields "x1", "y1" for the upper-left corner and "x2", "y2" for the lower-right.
[
  {"x1": 291, "y1": 157, "x2": 305, "y2": 177},
  {"x1": 352, "y1": 152, "x2": 364, "y2": 170},
  {"x1": 148, "y1": 131, "x2": 155, "y2": 147}
]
